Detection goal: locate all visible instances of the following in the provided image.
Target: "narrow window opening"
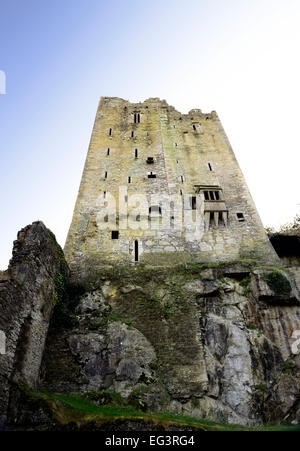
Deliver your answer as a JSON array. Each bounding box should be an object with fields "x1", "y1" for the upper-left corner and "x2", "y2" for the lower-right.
[
  {"x1": 105, "y1": 171, "x2": 108, "y2": 179},
  {"x1": 134, "y1": 113, "x2": 141, "y2": 124},
  {"x1": 176, "y1": 159, "x2": 179, "y2": 164},
  {"x1": 146, "y1": 157, "x2": 154, "y2": 164},
  {"x1": 191, "y1": 196, "x2": 197, "y2": 210},
  {"x1": 204, "y1": 191, "x2": 209, "y2": 201},
  {"x1": 215, "y1": 191, "x2": 220, "y2": 200},
  {"x1": 131, "y1": 131, "x2": 134, "y2": 138},
  {"x1": 134, "y1": 240, "x2": 139, "y2": 262},
  {"x1": 180, "y1": 175, "x2": 184, "y2": 183},
  {"x1": 219, "y1": 212, "x2": 225, "y2": 227},
  {"x1": 112, "y1": 231, "x2": 119, "y2": 239},
  {"x1": 209, "y1": 191, "x2": 215, "y2": 200},
  {"x1": 208, "y1": 163, "x2": 213, "y2": 171},
  {"x1": 237, "y1": 213, "x2": 245, "y2": 222},
  {"x1": 128, "y1": 176, "x2": 131, "y2": 183},
  {"x1": 209, "y1": 212, "x2": 214, "y2": 227},
  {"x1": 180, "y1": 189, "x2": 183, "y2": 195},
  {"x1": 193, "y1": 124, "x2": 197, "y2": 131},
  {"x1": 148, "y1": 171, "x2": 156, "y2": 178},
  {"x1": 103, "y1": 191, "x2": 106, "y2": 199},
  {"x1": 109, "y1": 128, "x2": 112, "y2": 136},
  {"x1": 174, "y1": 142, "x2": 178, "y2": 147},
  {"x1": 135, "y1": 149, "x2": 138, "y2": 158},
  {"x1": 107, "y1": 148, "x2": 110, "y2": 156}
]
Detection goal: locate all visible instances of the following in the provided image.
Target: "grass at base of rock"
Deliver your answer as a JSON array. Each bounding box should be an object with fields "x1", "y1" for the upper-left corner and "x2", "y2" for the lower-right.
[{"x1": 21, "y1": 389, "x2": 300, "y2": 432}]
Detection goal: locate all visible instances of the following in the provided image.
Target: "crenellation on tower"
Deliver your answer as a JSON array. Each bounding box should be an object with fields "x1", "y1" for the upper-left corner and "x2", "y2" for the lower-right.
[{"x1": 64, "y1": 97, "x2": 279, "y2": 275}]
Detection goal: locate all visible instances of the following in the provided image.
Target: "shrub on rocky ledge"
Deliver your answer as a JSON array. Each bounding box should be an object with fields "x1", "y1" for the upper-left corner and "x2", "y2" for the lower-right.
[{"x1": 265, "y1": 271, "x2": 291, "y2": 295}]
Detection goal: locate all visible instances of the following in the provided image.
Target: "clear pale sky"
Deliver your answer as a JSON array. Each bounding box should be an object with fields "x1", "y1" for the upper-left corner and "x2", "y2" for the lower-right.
[{"x1": 0, "y1": 0, "x2": 299, "y2": 269}]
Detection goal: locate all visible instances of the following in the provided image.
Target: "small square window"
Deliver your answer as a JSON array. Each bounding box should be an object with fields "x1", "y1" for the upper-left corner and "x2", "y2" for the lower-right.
[
  {"x1": 112, "y1": 231, "x2": 119, "y2": 239},
  {"x1": 149, "y1": 205, "x2": 162, "y2": 215},
  {"x1": 237, "y1": 213, "x2": 245, "y2": 222}
]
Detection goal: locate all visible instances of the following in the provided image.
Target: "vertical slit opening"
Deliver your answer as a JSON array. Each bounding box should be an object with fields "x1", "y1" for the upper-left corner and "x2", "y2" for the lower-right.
[{"x1": 134, "y1": 240, "x2": 139, "y2": 262}]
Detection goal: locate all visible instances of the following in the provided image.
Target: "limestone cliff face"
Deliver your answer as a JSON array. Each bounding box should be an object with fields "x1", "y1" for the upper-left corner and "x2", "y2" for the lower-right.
[
  {"x1": 0, "y1": 222, "x2": 68, "y2": 426},
  {"x1": 41, "y1": 262, "x2": 300, "y2": 427},
  {"x1": 1, "y1": 223, "x2": 300, "y2": 429}
]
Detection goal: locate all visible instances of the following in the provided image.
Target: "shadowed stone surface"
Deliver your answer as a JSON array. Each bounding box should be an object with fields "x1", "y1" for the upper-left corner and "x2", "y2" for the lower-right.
[{"x1": 0, "y1": 222, "x2": 68, "y2": 426}]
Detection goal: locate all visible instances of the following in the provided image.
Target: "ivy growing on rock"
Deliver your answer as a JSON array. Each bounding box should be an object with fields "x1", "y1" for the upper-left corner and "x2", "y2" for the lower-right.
[{"x1": 265, "y1": 271, "x2": 291, "y2": 295}]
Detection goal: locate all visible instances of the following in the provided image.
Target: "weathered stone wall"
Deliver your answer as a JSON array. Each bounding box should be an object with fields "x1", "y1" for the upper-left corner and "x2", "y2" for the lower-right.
[
  {"x1": 64, "y1": 97, "x2": 278, "y2": 276},
  {"x1": 0, "y1": 222, "x2": 68, "y2": 427},
  {"x1": 40, "y1": 262, "x2": 300, "y2": 427}
]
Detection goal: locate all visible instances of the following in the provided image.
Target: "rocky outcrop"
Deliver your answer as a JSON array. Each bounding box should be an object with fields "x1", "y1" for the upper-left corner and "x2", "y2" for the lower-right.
[
  {"x1": 1, "y1": 223, "x2": 300, "y2": 429},
  {"x1": 68, "y1": 321, "x2": 156, "y2": 393},
  {"x1": 40, "y1": 263, "x2": 300, "y2": 427},
  {"x1": 0, "y1": 222, "x2": 68, "y2": 427}
]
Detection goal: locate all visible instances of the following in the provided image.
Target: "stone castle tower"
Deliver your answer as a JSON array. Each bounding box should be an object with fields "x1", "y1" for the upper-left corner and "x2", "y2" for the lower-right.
[{"x1": 64, "y1": 97, "x2": 278, "y2": 273}]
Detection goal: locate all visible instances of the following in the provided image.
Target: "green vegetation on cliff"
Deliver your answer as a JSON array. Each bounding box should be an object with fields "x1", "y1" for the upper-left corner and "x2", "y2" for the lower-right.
[
  {"x1": 21, "y1": 389, "x2": 300, "y2": 432},
  {"x1": 265, "y1": 271, "x2": 292, "y2": 295}
]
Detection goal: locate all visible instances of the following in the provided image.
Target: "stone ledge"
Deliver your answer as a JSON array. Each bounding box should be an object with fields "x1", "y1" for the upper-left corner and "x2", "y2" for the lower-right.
[{"x1": 251, "y1": 269, "x2": 300, "y2": 305}]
